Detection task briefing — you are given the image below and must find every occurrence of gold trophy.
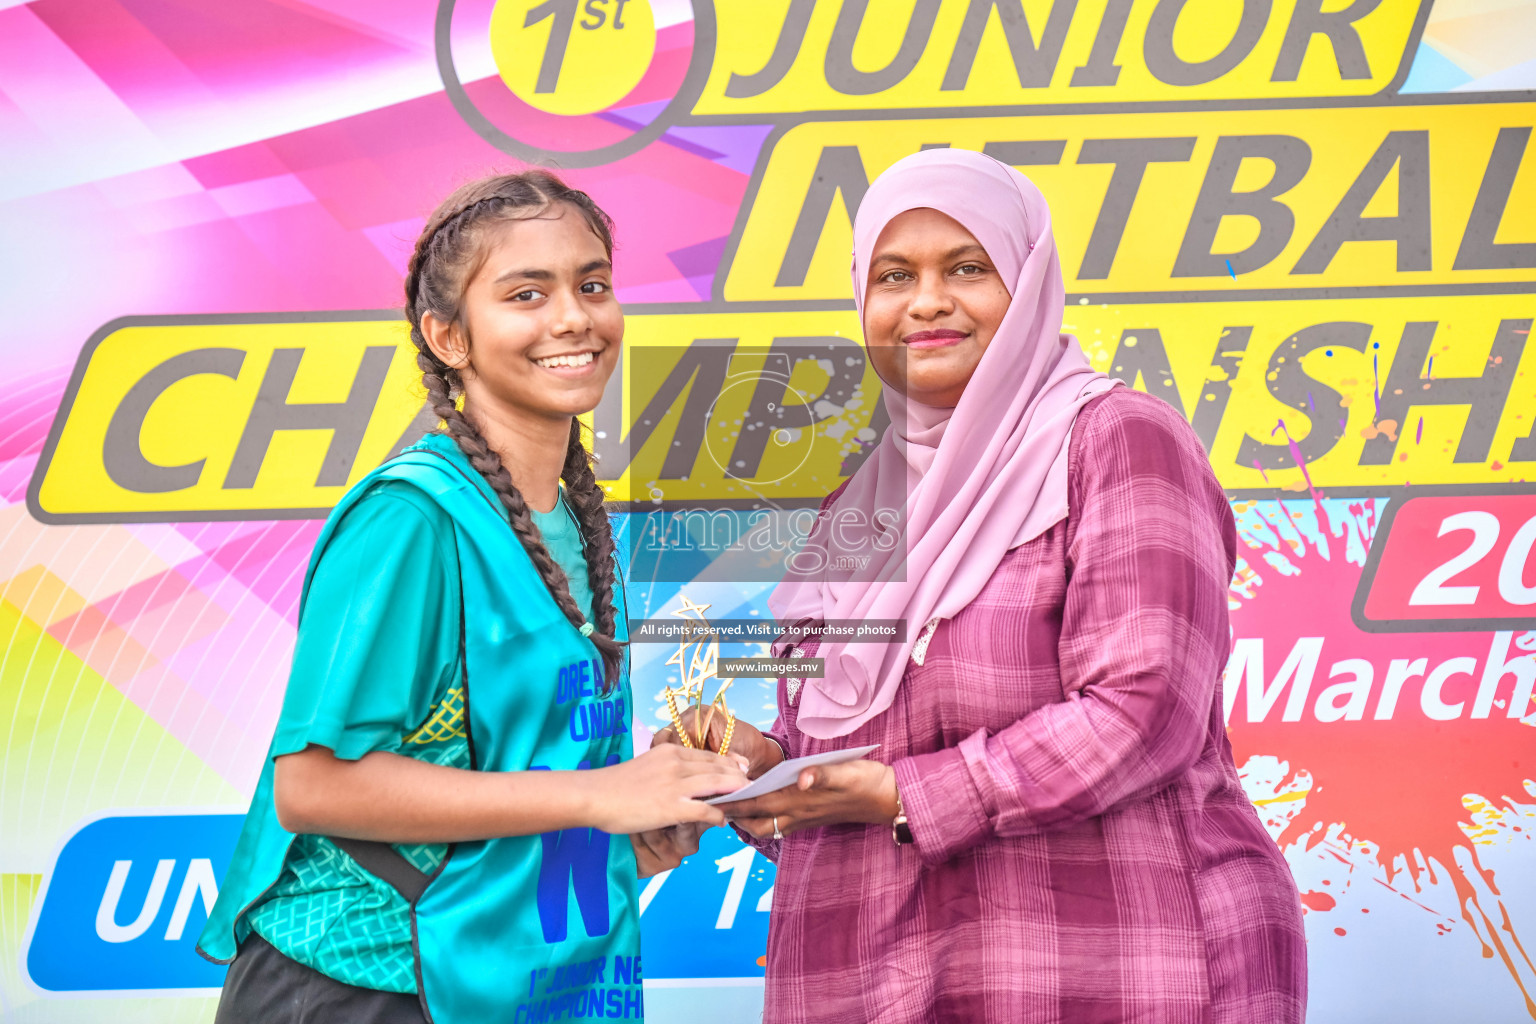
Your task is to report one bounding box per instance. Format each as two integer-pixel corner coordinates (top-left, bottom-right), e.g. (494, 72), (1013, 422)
(662, 596), (736, 756)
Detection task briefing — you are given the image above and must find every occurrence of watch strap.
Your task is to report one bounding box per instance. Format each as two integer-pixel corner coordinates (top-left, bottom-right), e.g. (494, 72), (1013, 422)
(892, 784), (913, 846)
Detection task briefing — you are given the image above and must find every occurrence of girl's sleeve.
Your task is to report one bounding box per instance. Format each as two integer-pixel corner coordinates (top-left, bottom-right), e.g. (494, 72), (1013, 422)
(270, 481), (460, 762)
(893, 392), (1238, 865)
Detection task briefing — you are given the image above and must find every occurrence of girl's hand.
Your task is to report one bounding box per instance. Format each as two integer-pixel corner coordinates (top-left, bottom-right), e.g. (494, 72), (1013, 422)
(590, 743), (747, 834)
(631, 822), (708, 878)
(653, 708), (785, 780)
(726, 760), (899, 839)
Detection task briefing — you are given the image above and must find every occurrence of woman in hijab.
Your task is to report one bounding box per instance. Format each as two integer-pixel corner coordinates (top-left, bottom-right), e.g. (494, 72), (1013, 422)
(661, 149), (1306, 1023)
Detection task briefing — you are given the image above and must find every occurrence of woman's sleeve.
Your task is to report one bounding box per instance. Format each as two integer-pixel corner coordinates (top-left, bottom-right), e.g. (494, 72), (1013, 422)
(893, 393), (1237, 865)
(730, 718), (795, 862)
(270, 482), (460, 762)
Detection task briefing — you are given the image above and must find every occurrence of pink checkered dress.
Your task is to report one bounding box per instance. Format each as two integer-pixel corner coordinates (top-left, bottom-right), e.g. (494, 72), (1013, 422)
(753, 389), (1306, 1023)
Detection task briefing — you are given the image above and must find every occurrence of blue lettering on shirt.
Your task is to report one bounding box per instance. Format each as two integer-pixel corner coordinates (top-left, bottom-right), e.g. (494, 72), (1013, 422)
(569, 698), (628, 742)
(534, 754), (620, 944)
(515, 956), (642, 1021)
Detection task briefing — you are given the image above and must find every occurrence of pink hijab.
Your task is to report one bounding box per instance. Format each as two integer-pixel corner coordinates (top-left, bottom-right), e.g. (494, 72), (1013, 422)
(769, 148), (1116, 739)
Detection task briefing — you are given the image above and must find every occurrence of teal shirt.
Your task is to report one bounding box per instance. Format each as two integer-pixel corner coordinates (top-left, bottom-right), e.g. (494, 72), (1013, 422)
(241, 477), (596, 993)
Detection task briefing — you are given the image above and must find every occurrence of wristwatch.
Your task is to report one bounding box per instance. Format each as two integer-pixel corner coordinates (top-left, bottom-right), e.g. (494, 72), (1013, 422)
(892, 785), (913, 846)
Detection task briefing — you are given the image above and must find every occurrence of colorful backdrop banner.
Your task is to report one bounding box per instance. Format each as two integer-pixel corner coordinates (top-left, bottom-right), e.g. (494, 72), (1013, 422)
(2, 1), (1535, 1021)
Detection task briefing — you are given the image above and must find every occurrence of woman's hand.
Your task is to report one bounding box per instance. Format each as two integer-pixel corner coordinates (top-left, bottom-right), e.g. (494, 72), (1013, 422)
(653, 707), (784, 779)
(589, 743), (747, 835)
(631, 822), (708, 878)
(726, 760), (900, 839)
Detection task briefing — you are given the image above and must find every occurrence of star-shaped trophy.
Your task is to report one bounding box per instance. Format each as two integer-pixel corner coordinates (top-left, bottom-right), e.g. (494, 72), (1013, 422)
(662, 595), (736, 756)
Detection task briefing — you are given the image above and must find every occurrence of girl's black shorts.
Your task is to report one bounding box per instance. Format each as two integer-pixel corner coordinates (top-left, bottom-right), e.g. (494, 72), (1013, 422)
(213, 933), (427, 1024)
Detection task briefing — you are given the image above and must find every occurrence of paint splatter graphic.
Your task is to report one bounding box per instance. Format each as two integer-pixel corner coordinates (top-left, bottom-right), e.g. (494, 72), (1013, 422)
(1270, 419), (1331, 533)
(1373, 352), (1382, 417)
(1227, 499), (1536, 1014)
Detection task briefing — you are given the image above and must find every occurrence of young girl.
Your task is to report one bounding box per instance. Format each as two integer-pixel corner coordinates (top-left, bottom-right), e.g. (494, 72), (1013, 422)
(198, 171), (746, 1023)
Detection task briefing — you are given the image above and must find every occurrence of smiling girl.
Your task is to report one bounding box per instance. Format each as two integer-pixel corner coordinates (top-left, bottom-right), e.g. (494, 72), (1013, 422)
(198, 171), (746, 1024)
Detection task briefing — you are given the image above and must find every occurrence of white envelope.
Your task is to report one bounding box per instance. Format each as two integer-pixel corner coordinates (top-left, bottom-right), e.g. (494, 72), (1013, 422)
(705, 744), (881, 805)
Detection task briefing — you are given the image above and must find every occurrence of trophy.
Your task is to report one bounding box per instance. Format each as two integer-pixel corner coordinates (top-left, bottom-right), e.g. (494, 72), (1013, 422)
(662, 596), (736, 756)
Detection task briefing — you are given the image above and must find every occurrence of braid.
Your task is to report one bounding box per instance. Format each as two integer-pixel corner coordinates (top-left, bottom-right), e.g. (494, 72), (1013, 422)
(405, 170), (627, 692)
(562, 418), (625, 691)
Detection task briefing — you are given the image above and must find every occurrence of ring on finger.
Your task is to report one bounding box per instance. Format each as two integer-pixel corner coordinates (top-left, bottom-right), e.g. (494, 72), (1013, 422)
(772, 816), (783, 841)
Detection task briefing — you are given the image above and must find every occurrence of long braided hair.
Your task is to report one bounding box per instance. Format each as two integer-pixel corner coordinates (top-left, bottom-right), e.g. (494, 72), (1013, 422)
(404, 171), (625, 692)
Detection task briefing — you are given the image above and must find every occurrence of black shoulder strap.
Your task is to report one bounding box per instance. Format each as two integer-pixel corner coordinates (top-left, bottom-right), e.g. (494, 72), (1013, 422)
(327, 836), (432, 904)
